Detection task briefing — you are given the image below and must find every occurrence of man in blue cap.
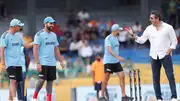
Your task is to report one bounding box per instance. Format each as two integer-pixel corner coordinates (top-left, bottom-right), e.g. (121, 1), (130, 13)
(0, 18), (33, 101)
(31, 16), (64, 101)
(99, 24), (133, 101)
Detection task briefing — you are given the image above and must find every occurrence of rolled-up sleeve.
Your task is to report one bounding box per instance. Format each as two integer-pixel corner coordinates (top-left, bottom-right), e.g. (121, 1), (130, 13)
(135, 28), (149, 44)
(168, 26), (178, 49)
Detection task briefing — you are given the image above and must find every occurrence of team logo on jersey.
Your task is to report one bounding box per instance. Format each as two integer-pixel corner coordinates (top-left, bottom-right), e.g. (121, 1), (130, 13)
(12, 43), (20, 46)
(45, 42), (55, 45)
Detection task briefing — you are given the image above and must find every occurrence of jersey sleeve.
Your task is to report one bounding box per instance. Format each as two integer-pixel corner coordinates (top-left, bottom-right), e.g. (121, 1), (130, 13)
(54, 34), (59, 47)
(19, 33), (25, 46)
(105, 37), (112, 47)
(34, 33), (42, 45)
(0, 33), (7, 47)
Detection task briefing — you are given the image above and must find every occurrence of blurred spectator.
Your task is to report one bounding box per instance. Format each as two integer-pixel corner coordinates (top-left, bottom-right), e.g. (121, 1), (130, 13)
(79, 20), (89, 32)
(52, 22), (64, 43)
(174, 35), (180, 54)
(177, 0), (180, 27)
(69, 39), (79, 56)
(92, 42), (103, 56)
(74, 26), (83, 41)
(56, 56), (67, 84)
(90, 27), (99, 40)
(175, 28), (180, 37)
(28, 60), (37, 70)
(118, 30), (128, 48)
(0, 0), (5, 18)
(64, 26), (72, 43)
(59, 40), (69, 54)
(161, 0), (169, 22)
(24, 35), (33, 44)
(67, 9), (78, 27)
(104, 20), (115, 37)
(73, 57), (86, 77)
(77, 8), (90, 23)
(88, 20), (98, 28)
(168, 0), (177, 28)
(79, 40), (93, 65)
(69, 39), (85, 56)
(98, 18), (107, 38)
(123, 58), (134, 74)
(132, 21), (142, 35)
(107, 19), (115, 30)
(86, 20), (99, 40)
(29, 75), (38, 88)
(64, 56), (74, 78)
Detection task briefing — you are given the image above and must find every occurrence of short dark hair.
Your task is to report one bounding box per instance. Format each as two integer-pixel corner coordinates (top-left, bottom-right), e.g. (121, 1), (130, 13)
(150, 10), (162, 21)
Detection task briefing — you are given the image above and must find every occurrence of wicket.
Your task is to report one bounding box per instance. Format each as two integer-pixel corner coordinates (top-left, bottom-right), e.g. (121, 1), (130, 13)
(129, 69), (142, 101)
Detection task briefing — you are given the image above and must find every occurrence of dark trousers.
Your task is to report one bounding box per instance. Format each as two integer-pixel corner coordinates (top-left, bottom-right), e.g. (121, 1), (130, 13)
(17, 72), (26, 101)
(151, 55), (177, 100)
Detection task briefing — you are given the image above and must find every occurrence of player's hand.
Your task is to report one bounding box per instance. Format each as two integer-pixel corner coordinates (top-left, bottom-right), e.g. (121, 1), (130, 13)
(117, 56), (125, 62)
(37, 63), (42, 72)
(124, 27), (137, 39)
(60, 62), (65, 69)
(1, 64), (6, 73)
(167, 48), (173, 55)
(124, 26), (133, 35)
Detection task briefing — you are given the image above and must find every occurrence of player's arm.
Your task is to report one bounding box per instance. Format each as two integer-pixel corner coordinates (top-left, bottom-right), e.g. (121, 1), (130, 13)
(19, 33), (33, 49)
(33, 34), (41, 64)
(33, 44), (40, 64)
(23, 42), (34, 49)
(54, 35), (64, 68)
(0, 34), (7, 72)
(167, 26), (178, 55)
(107, 46), (120, 58)
(125, 27), (149, 44)
(0, 47), (5, 65)
(105, 38), (124, 62)
(55, 46), (63, 62)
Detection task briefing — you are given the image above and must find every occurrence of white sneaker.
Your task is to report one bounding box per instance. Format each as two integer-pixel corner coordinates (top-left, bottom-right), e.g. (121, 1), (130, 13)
(13, 98), (18, 101)
(31, 99), (37, 101)
(157, 100), (162, 101)
(172, 98), (177, 101)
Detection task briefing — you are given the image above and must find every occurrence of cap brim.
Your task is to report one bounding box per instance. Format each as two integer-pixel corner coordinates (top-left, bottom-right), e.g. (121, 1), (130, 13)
(18, 23), (24, 27)
(48, 20), (56, 23)
(118, 27), (123, 30)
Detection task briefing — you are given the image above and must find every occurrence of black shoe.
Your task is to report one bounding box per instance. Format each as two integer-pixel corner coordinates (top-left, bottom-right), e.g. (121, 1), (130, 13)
(99, 97), (109, 101)
(122, 95), (134, 101)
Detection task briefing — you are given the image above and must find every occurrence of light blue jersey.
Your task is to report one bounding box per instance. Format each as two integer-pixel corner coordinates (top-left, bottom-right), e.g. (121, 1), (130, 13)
(0, 31), (24, 68)
(103, 34), (119, 64)
(34, 29), (59, 66)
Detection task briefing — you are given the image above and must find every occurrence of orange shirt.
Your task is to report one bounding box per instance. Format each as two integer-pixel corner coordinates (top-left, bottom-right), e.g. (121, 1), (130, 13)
(92, 60), (104, 82)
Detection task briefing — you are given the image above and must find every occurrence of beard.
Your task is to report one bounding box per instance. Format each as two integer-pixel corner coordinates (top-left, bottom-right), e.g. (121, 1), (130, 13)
(47, 26), (53, 31)
(19, 27), (23, 31)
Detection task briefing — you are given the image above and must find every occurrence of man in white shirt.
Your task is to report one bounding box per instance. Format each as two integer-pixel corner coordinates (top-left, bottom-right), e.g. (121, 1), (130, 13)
(126, 10), (178, 101)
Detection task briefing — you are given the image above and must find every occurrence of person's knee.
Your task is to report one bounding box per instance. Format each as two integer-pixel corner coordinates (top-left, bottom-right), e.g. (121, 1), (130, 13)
(46, 81), (53, 94)
(10, 79), (17, 84)
(39, 79), (45, 84)
(103, 80), (108, 85)
(117, 72), (125, 79)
